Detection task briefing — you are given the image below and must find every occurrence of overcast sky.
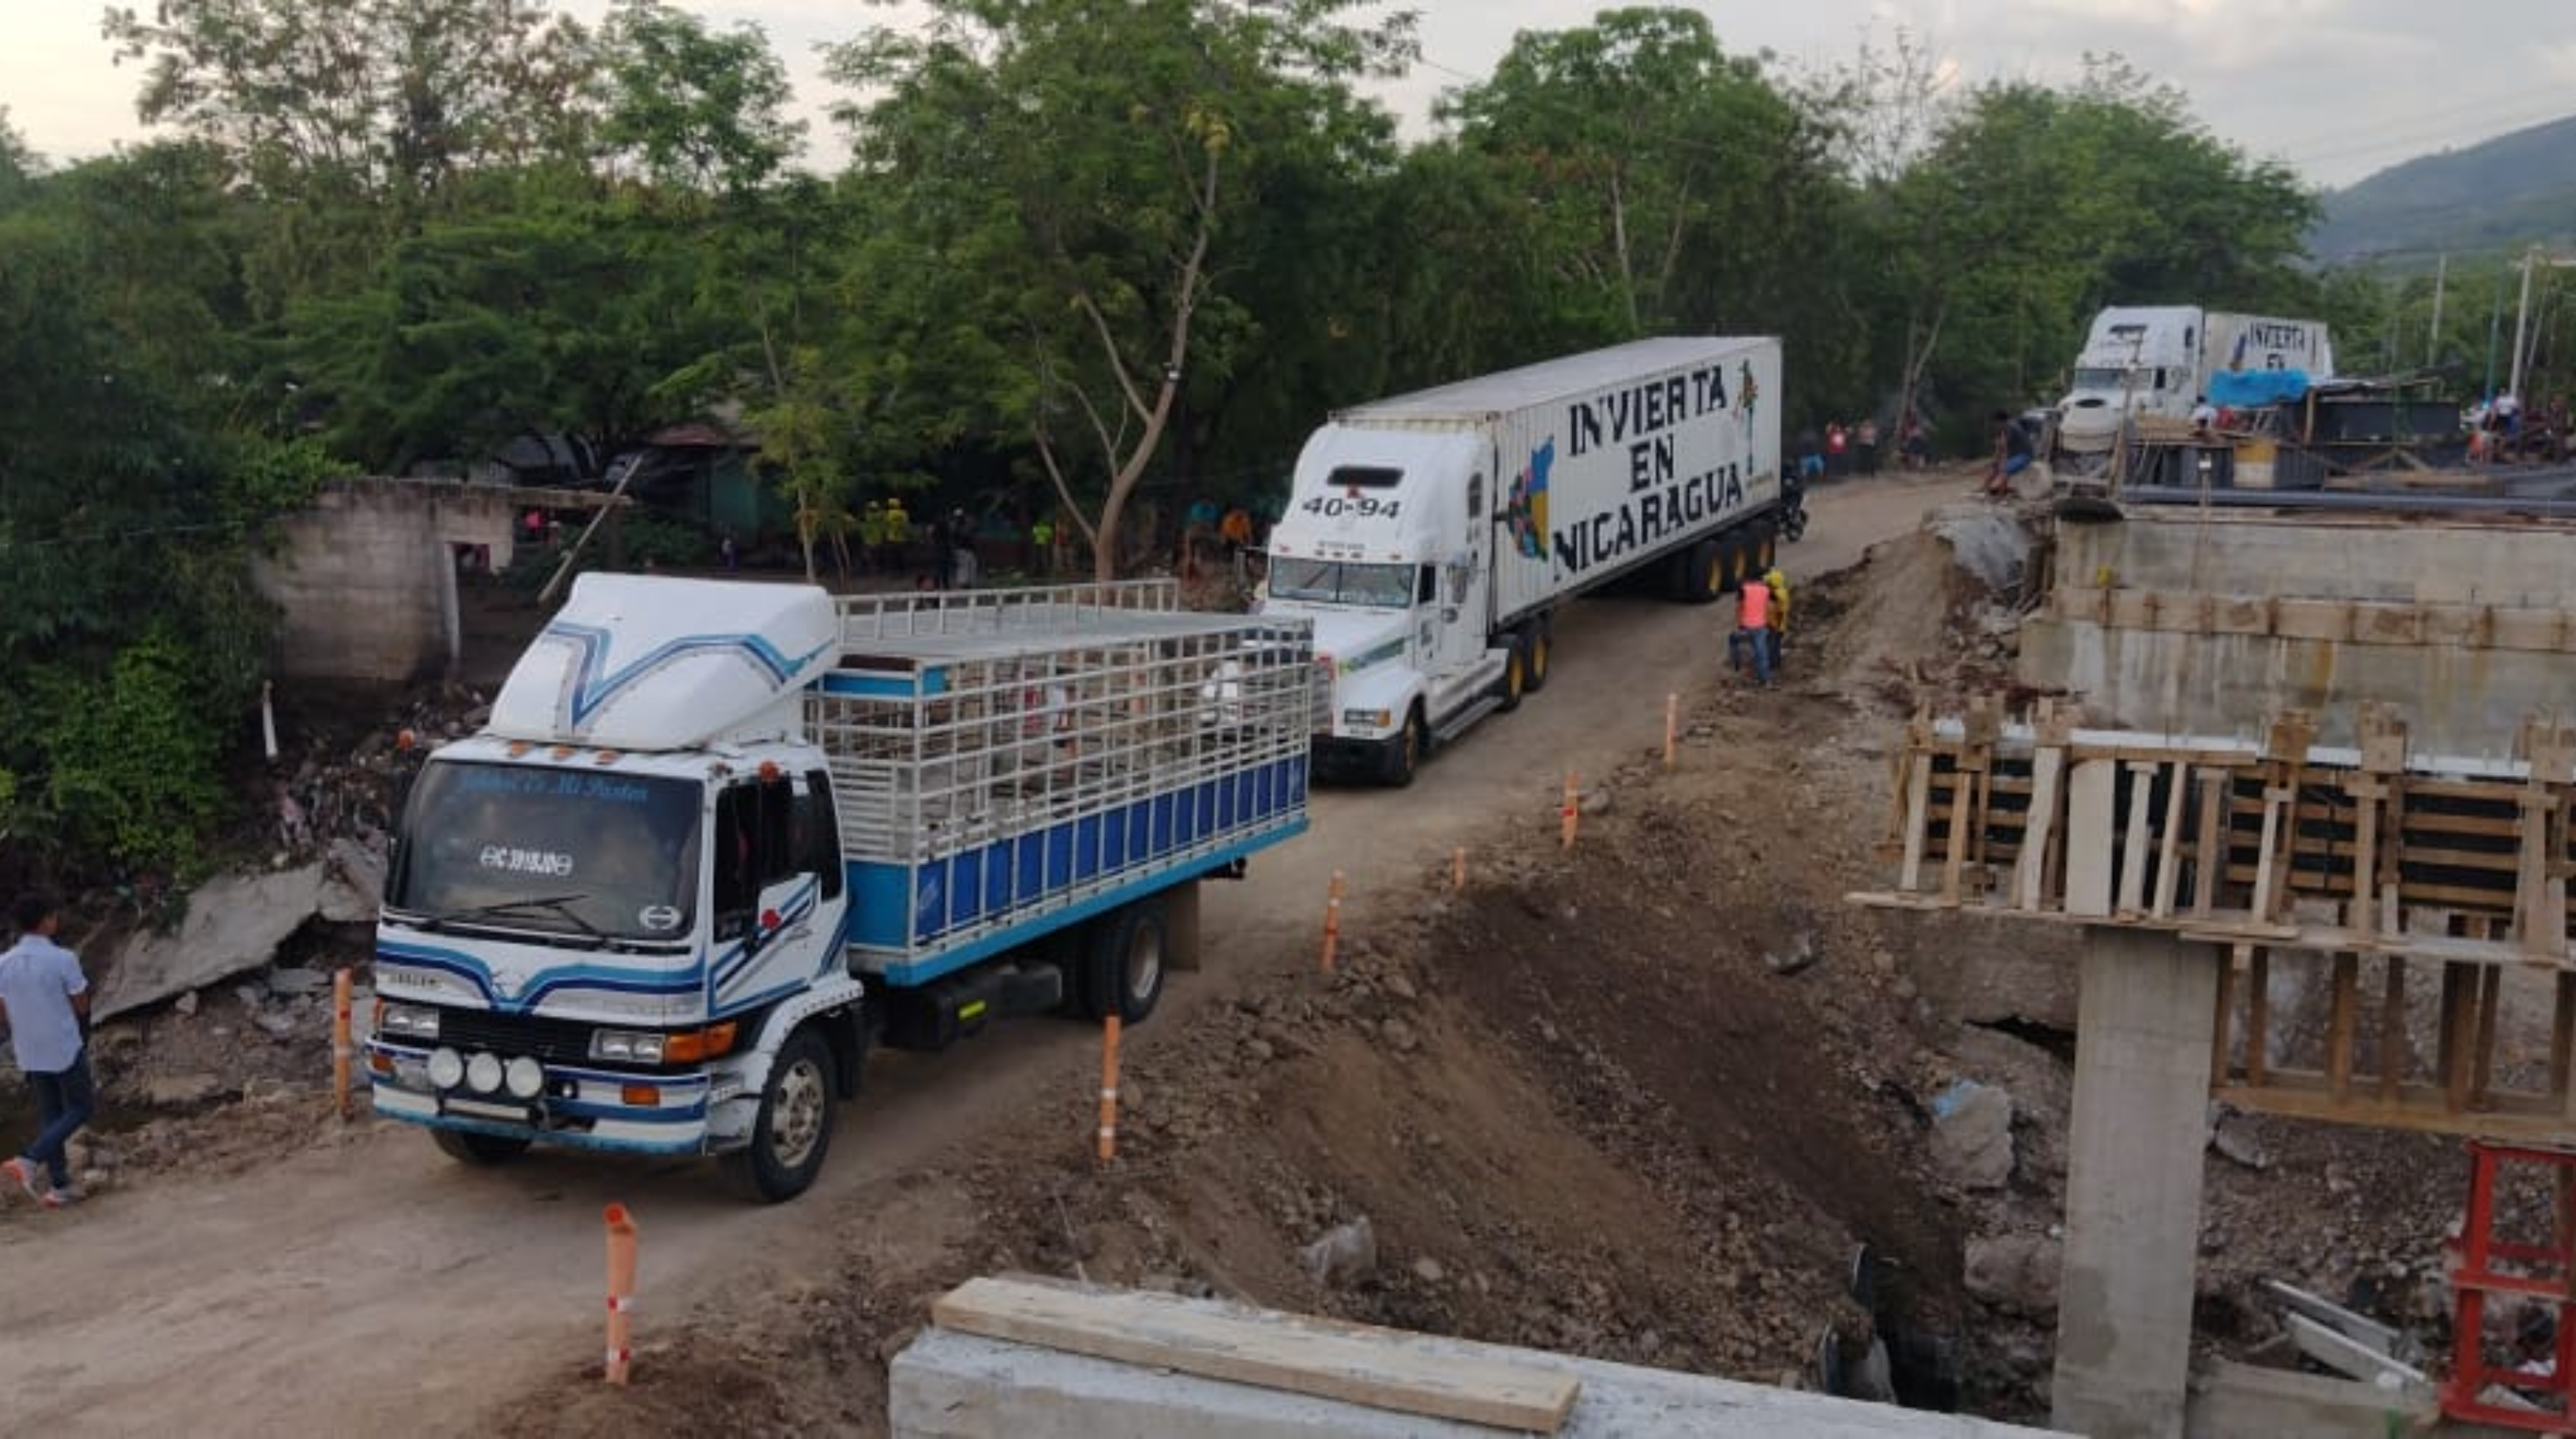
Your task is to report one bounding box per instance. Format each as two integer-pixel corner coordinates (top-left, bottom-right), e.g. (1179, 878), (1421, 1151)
(5, 1), (2571, 190)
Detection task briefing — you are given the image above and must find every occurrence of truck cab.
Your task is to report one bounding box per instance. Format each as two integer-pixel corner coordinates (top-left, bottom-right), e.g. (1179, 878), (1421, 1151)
(2057, 305), (2204, 449)
(1264, 424), (1504, 786)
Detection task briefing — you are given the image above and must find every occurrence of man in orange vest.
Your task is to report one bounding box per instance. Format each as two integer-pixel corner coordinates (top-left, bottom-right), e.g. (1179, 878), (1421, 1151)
(1728, 574), (1773, 685)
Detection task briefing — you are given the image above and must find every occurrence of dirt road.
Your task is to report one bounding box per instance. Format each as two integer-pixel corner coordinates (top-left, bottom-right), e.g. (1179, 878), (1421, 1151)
(0, 474), (1963, 1436)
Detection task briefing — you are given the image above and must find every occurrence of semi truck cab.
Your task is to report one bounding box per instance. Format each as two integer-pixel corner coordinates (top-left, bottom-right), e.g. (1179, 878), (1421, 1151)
(1264, 425), (1505, 785)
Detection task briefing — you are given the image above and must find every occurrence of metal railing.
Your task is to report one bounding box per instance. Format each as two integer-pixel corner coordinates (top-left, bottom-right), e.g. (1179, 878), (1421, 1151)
(808, 598), (1314, 965)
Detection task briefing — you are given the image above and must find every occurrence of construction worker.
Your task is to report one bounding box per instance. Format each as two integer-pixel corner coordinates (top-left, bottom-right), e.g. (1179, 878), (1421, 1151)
(1763, 564), (1791, 676)
(859, 500), (886, 573)
(1029, 514), (1055, 575)
(884, 497), (912, 575)
(1728, 569), (1773, 686)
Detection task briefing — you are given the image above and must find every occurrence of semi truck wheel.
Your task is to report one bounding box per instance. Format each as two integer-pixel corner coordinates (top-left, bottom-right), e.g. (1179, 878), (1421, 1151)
(1523, 618), (1553, 691)
(1496, 631), (1528, 712)
(722, 1026), (837, 1202)
(1373, 704), (1425, 787)
(1675, 538), (1728, 604)
(432, 1129), (531, 1165)
(1084, 897), (1170, 1025)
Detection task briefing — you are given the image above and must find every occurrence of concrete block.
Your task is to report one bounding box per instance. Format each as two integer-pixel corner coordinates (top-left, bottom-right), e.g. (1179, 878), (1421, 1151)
(892, 1317), (2072, 1438)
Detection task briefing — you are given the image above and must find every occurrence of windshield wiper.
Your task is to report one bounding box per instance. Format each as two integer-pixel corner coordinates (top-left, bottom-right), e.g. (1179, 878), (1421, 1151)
(415, 894), (605, 940)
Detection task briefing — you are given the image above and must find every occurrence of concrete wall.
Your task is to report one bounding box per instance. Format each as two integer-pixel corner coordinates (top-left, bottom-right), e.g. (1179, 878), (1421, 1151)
(253, 479), (529, 683)
(2023, 512), (2576, 755)
(893, 1325), (2072, 1438)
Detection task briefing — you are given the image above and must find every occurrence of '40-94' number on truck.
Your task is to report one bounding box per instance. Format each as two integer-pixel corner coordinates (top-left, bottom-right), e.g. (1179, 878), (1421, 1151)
(1300, 495), (1402, 519)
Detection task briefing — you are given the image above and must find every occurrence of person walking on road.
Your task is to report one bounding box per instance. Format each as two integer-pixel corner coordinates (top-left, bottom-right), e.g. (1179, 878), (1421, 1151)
(1, 891), (95, 1209)
(1728, 571), (1774, 686)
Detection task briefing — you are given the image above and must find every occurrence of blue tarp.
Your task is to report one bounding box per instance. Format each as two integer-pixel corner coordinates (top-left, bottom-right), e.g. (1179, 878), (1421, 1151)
(2207, 368), (2312, 407)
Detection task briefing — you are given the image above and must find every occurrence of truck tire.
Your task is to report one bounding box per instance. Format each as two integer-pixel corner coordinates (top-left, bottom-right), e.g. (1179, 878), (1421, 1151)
(432, 1129), (531, 1165)
(1523, 617), (1552, 692)
(1496, 630), (1528, 713)
(1372, 704), (1425, 788)
(721, 1025), (837, 1203)
(1083, 897), (1170, 1025)
(1677, 538), (1728, 605)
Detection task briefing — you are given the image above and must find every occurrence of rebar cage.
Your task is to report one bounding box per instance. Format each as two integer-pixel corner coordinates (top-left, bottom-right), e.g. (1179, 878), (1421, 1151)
(809, 582), (1315, 981)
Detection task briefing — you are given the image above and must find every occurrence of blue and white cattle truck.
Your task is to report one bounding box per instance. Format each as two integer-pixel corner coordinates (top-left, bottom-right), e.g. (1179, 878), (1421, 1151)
(365, 575), (1314, 1200)
(1264, 337), (1783, 786)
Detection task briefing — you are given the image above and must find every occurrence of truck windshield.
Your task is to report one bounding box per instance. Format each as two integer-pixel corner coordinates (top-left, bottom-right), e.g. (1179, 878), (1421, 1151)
(386, 762), (702, 942)
(2070, 367), (2134, 389)
(1269, 558), (1413, 609)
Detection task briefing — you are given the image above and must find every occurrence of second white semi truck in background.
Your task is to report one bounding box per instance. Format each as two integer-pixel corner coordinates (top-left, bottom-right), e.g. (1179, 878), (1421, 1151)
(1264, 337), (1784, 785)
(365, 575), (1313, 1200)
(2054, 305), (2334, 456)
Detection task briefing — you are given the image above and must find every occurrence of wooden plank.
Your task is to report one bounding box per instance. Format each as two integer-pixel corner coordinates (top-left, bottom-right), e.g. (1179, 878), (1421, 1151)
(2473, 965), (2503, 1110)
(2117, 761), (2157, 917)
(2194, 768), (2229, 919)
(2439, 962), (2468, 1108)
(1898, 752), (1932, 893)
(2251, 785), (2290, 923)
(2216, 1077), (2576, 1142)
(2246, 946), (2271, 1087)
(2153, 759), (2189, 918)
(2065, 759), (2118, 918)
(2346, 774), (2383, 936)
(2211, 947), (2237, 1088)
(930, 1277), (1583, 1434)
(2327, 954), (2360, 1100)
(2017, 746), (2065, 910)
(2380, 957), (2406, 1103)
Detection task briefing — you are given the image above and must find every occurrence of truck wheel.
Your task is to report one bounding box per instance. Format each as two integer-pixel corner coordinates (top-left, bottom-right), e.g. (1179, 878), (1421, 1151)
(1496, 631), (1528, 713)
(1373, 704), (1425, 787)
(1084, 898), (1170, 1025)
(721, 1026), (837, 1203)
(1524, 619), (1552, 692)
(1678, 538), (1727, 605)
(432, 1129), (531, 1165)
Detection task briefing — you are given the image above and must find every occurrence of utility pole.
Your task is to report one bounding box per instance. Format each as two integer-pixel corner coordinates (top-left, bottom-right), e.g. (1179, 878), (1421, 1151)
(2508, 245), (2540, 403)
(2484, 268), (2506, 404)
(2428, 253), (2447, 368)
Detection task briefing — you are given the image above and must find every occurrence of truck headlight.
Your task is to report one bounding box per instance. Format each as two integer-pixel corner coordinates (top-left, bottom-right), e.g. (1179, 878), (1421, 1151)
(1342, 707), (1392, 729)
(590, 1029), (667, 1063)
(504, 1055), (545, 1100)
(427, 1047), (466, 1090)
(380, 1002), (442, 1040)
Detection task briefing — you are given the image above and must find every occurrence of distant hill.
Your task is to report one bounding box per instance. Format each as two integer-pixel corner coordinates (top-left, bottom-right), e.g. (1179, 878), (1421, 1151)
(2309, 114), (2576, 268)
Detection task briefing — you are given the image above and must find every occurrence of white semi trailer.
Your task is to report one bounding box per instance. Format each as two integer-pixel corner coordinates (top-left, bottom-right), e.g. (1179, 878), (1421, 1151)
(1264, 337), (1784, 785)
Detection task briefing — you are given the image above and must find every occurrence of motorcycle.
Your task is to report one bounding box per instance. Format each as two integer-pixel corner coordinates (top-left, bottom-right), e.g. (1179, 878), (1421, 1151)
(1780, 466), (1810, 542)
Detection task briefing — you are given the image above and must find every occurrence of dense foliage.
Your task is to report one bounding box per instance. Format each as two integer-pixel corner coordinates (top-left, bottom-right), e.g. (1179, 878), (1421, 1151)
(6, 4), (2413, 881)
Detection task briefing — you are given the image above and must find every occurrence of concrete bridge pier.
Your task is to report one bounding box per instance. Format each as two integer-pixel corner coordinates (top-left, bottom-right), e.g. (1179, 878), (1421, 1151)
(2052, 927), (2218, 1439)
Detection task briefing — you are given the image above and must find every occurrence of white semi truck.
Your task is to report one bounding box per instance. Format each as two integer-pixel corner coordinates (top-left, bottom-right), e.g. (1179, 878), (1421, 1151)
(2055, 305), (2334, 454)
(1265, 337), (1784, 785)
(364, 575), (1313, 1200)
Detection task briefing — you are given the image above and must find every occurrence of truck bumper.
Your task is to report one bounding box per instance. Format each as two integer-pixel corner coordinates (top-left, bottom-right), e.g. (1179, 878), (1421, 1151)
(365, 1037), (718, 1156)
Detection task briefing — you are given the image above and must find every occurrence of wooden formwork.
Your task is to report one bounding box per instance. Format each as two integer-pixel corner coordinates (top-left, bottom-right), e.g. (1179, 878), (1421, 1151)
(1856, 699), (2576, 1140)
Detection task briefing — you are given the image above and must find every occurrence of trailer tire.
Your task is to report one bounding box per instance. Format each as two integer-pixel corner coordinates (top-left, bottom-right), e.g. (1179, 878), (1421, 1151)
(1677, 538), (1728, 605)
(1523, 618), (1552, 692)
(1084, 898), (1170, 1025)
(432, 1129), (531, 1166)
(721, 1025), (837, 1203)
(1372, 703), (1425, 788)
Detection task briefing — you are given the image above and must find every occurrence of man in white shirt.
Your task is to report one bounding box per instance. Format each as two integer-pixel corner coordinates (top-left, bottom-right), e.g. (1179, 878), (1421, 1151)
(0, 892), (94, 1209)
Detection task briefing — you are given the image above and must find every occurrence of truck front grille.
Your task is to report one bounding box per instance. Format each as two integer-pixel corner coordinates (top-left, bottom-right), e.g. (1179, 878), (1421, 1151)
(431, 1010), (608, 1066)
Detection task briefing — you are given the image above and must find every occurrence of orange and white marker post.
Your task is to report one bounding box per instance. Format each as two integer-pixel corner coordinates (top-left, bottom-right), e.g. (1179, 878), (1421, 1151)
(604, 1203), (640, 1385)
(331, 967), (355, 1121)
(1320, 870), (1345, 973)
(1664, 693), (1680, 770)
(1561, 770), (1580, 850)
(1451, 846), (1466, 894)
(1096, 1015), (1123, 1167)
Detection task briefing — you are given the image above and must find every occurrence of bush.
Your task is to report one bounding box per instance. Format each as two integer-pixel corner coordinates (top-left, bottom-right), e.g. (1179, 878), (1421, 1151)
(37, 625), (230, 876)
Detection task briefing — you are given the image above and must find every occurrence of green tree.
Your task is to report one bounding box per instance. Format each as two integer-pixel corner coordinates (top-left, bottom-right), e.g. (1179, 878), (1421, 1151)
(598, 0), (804, 196)
(827, 0), (1414, 579)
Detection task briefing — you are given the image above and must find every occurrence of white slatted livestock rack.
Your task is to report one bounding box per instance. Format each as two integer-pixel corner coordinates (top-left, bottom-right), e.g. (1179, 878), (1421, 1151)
(810, 581), (1315, 985)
